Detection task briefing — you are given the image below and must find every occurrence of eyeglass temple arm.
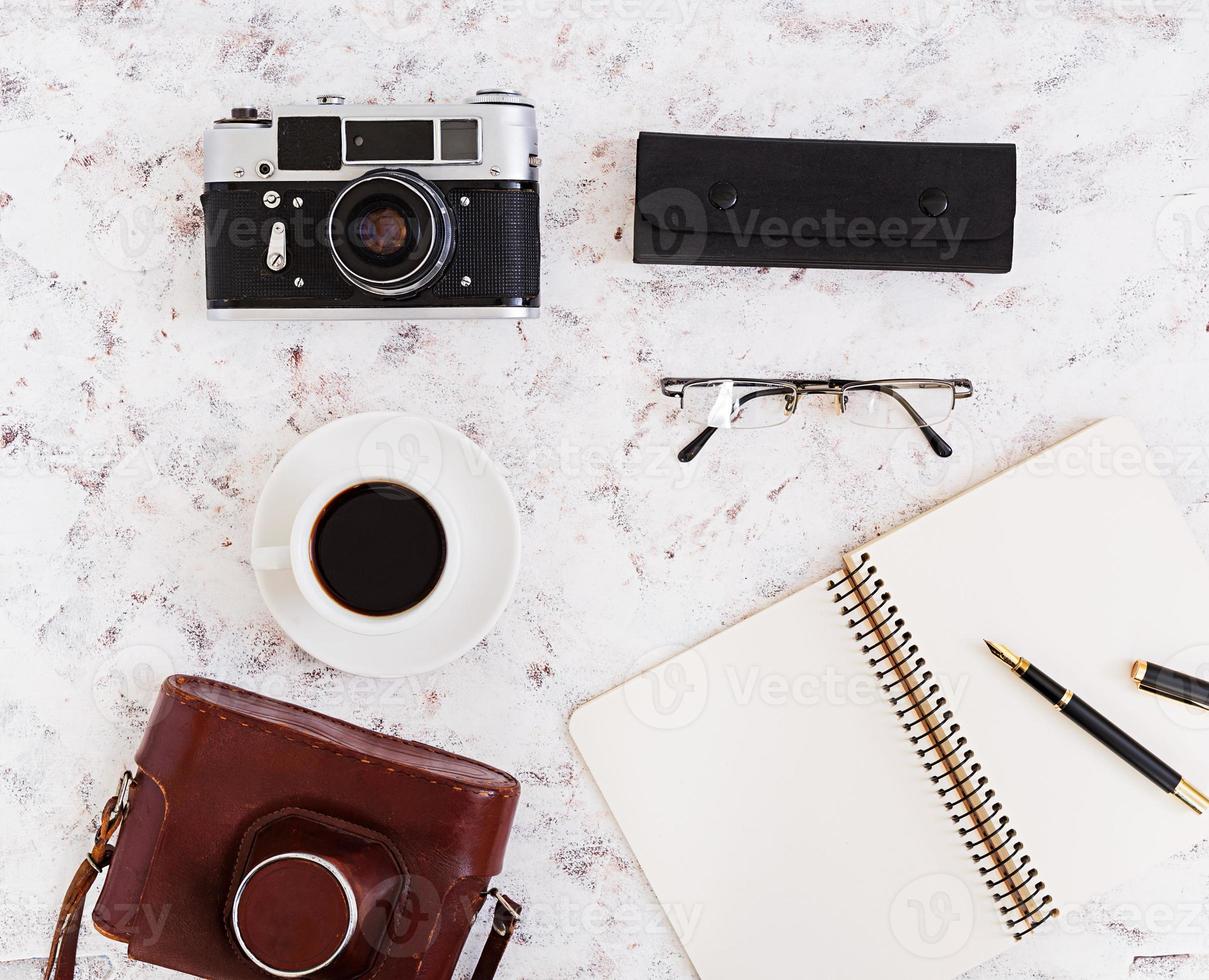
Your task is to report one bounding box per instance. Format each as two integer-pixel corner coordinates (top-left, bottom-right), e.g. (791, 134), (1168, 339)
(677, 386), (793, 463)
(918, 423), (953, 458)
(678, 426), (718, 462)
(861, 385), (952, 459)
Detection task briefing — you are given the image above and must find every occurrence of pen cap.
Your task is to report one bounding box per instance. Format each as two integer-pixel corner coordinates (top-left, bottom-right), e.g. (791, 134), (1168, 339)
(1132, 660), (1209, 712)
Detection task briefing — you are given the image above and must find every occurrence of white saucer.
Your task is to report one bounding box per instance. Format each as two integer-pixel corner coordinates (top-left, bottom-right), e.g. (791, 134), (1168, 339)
(251, 412), (521, 677)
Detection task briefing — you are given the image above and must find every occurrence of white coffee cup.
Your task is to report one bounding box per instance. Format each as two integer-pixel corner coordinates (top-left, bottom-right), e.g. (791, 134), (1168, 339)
(251, 471), (461, 636)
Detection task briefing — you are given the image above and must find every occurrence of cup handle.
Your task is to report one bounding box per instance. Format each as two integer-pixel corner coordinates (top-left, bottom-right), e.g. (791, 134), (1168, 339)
(251, 546), (291, 571)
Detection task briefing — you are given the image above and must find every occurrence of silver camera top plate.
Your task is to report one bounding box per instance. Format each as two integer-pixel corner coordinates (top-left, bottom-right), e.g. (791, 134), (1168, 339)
(204, 92), (539, 184)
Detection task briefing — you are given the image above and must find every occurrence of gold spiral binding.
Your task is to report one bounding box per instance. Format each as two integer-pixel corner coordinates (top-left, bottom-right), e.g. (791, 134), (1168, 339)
(828, 553), (1058, 940)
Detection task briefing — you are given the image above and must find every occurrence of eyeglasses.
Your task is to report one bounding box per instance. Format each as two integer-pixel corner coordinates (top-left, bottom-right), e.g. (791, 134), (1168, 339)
(659, 377), (974, 462)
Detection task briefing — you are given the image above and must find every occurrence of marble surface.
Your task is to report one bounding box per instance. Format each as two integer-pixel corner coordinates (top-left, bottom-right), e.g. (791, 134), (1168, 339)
(3, 1), (1209, 977)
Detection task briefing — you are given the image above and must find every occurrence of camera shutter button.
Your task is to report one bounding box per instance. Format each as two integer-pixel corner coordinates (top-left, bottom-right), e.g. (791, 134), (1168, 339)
(232, 852), (357, 978)
(215, 107), (271, 128)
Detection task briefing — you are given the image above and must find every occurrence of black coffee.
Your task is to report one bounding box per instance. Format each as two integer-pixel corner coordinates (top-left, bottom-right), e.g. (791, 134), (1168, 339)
(310, 481), (447, 617)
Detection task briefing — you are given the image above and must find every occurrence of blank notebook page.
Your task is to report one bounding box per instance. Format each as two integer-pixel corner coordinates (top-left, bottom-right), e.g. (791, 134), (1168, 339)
(570, 575), (1018, 980)
(845, 415), (1209, 914)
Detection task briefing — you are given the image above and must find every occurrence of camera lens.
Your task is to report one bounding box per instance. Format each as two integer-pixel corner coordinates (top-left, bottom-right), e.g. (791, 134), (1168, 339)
(327, 171), (453, 297)
(350, 204), (412, 259)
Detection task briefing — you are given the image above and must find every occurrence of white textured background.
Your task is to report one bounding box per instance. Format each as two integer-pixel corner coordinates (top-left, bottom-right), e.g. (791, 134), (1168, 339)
(3, 0), (1209, 977)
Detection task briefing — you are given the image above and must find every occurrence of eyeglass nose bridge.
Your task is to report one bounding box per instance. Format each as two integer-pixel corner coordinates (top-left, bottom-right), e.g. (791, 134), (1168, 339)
(771, 384), (842, 417)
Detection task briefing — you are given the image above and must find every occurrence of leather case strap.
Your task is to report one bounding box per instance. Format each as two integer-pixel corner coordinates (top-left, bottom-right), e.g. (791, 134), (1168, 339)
(44, 773), (133, 980)
(470, 890), (522, 980)
(46, 772), (522, 980)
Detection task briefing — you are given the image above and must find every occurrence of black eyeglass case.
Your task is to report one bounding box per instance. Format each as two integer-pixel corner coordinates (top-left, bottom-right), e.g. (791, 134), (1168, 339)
(632, 132), (1016, 274)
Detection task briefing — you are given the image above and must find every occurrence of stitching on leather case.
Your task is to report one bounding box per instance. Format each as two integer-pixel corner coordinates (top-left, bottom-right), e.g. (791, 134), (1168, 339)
(163, 677), (517, 799)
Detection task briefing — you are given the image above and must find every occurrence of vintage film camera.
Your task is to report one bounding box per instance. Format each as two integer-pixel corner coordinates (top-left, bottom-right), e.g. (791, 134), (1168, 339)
(202, 91), (540, 320)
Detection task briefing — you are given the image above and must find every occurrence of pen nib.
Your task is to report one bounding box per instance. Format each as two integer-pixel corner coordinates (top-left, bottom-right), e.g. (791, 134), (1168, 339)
(984, 639), (1024, 671)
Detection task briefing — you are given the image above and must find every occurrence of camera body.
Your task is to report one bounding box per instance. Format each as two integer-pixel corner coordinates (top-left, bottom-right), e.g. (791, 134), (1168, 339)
(202, 92), (541, 320)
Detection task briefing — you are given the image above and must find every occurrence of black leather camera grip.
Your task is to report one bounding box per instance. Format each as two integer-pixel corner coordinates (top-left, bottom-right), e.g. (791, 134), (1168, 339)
(201, 184), (540, 309)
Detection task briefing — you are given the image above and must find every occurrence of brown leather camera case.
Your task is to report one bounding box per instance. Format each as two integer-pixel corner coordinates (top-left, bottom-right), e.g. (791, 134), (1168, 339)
(49, 676), (521, 980)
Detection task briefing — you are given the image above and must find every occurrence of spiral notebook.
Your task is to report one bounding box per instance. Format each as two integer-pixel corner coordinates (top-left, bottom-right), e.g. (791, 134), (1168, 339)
(570, 417), (1209, 980)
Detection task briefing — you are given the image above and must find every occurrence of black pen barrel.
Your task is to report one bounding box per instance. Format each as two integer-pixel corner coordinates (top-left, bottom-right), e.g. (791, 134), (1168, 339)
(1019, 663), (1066, 704)
(1061, 693), (1182, 793)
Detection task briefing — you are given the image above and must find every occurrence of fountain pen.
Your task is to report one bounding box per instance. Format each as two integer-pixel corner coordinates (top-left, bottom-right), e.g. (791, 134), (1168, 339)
(984, 640), (1209, 814)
